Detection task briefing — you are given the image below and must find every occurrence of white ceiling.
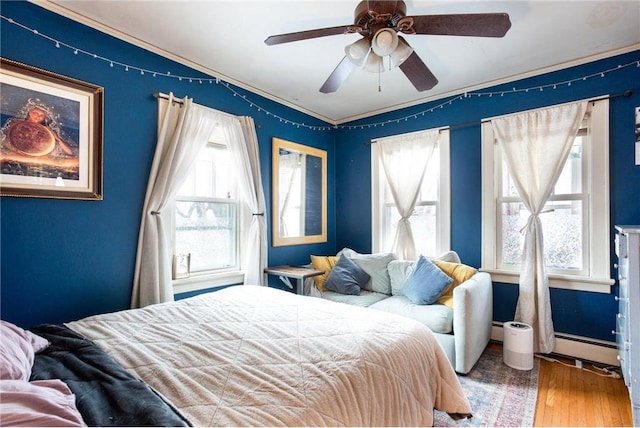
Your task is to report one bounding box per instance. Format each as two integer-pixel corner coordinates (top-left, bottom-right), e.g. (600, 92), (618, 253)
(39, 0), (640, 124)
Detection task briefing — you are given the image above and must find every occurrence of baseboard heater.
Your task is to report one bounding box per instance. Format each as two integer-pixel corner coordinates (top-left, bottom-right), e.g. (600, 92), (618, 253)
(491, 322), (619, 367)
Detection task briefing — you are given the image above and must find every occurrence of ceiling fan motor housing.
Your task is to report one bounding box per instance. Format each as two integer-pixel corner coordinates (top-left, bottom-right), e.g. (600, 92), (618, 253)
(354, 0), (407, 36)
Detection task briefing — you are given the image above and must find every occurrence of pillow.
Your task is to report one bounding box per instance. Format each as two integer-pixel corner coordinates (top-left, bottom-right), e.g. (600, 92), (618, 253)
(310, 255), (339, 292)
(0, 379), (86, 426)
(434, 250), (461, 264)
(401, 255), (453, 305)
(388, 260), (416, 295)
(324, 255), (370, 295)
(1, 321), (49, 381)
(432, 259), (478, 308)
(337, 248), (396, 294)
(387, 251), (464, 296)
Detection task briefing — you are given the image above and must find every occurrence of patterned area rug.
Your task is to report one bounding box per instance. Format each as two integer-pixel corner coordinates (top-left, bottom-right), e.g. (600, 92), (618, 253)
(434, 346), (539, 427)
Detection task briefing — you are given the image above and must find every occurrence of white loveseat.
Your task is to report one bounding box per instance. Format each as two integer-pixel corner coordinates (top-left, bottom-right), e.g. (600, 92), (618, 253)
(305, 249), (492, 374)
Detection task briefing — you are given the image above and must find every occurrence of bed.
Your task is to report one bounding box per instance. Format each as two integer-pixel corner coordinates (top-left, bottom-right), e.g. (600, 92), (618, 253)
(28, 285), (471, 426)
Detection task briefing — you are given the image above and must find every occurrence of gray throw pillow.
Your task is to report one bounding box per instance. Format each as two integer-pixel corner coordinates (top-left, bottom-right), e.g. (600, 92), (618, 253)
(337, 248), (396, 294)
(325, 255), (370, 295)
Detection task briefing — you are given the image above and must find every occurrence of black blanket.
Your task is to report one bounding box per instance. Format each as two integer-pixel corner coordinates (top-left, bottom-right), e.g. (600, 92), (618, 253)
(29, 324), (191, 427)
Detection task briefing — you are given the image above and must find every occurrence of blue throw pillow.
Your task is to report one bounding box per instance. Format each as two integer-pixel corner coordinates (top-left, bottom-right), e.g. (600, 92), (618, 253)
(402, 255), (453, 305)
(324, 255), (370, 295)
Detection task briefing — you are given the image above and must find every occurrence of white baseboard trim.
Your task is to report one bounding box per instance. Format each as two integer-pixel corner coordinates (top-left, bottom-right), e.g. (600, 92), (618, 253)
(492, 323), (619, 367)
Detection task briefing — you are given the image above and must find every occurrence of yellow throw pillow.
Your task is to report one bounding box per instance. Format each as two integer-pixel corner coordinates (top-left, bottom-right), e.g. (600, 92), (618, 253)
(310, 255), (339, 292)
(431, 259), (478, 308)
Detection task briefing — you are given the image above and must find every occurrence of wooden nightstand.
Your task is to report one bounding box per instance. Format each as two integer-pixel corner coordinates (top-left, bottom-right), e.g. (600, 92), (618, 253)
(264, 265), (324, 295)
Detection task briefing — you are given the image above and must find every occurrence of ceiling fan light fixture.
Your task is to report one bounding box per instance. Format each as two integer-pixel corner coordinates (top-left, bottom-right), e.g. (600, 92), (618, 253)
(344, 37), (371, 66)
(371, 28), (399, 57)
(363, 51), (384, 73)
(389, 36), (413, 68)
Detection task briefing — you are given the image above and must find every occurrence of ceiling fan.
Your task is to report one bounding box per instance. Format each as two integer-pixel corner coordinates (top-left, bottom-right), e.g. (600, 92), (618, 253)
(265, 0), (511, 93)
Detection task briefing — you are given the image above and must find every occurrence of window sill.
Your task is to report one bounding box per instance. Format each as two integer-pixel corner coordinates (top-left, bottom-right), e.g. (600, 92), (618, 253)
(173, 271), (244, 295)
(480, 268), (614, 293)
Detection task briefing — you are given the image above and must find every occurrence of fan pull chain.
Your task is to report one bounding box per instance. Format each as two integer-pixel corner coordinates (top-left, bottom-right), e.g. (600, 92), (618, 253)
(378, 66), (382, 92)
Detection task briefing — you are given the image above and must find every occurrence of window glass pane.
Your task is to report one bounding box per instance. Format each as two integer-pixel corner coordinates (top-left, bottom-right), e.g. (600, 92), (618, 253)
(175, 201), (237, 272)
(502, 137), (583, 198)
(178, 144), (231, 199)
(500, 200), (583, 271)
(553, 137), (582, 195)
(174, 141), (240, 276)
(379, 145), (439, 255)
(541, 200), (583, 271)
(410, 204), (437, 257)
(500, 202), (525, 266)
(418, 146), (439, 201)
(501, 158), (520, 197)
(382, 204), (437, 257)
(381, 204), (396, 252)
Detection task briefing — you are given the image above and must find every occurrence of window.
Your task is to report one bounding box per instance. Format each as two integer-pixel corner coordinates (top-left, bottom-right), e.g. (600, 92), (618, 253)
(172, 134), (247, 292)
(481, 99), (613, 292)
(371, 128), (450, 257)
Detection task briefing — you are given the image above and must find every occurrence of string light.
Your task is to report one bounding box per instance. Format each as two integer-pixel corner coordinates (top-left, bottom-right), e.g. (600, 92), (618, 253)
(1, 13), (637, 132)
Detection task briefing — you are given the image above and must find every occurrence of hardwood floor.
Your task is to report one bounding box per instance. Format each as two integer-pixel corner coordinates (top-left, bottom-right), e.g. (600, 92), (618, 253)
(532, 349), (633, 426)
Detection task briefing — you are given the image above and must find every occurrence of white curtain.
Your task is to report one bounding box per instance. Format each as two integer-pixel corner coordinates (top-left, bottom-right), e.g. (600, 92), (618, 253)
(229, 116), (267, 286)
(131, 93), (220, 308)
(131, 95), (268, 306)
(377, 129), (439, 260)
(491, 100), (588, 353)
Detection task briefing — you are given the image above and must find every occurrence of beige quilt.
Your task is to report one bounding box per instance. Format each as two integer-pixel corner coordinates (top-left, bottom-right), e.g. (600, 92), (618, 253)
(67, 285), (471, 426)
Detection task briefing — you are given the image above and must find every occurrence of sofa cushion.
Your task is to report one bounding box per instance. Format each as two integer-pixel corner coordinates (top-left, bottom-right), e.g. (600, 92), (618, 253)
(324, 255), (370, 295)
(401, 255), (453, 305)
(321, 290), (389, 307)
(310, 255), (339, 292)
(369, 296), (453, 334)
(338, 248), (396, 295)
(432, 260), (478, 308)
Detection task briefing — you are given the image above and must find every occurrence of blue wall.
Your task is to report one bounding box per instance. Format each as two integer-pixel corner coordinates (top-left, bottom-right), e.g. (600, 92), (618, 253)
(0, 2), (335, 327)
(2, 2), (639, 344)
(336, 50), (640, 341)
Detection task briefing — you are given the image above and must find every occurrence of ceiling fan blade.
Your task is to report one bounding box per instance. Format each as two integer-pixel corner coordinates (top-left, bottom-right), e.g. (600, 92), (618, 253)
(319, 56), (358, 93)
(398, 51), (438, 91)
(265, 25), (356, 46)
(408, 13), (511, 37)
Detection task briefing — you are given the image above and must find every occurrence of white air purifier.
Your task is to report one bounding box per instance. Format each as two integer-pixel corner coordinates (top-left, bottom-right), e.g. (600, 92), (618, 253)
(503, 321), (534, 370)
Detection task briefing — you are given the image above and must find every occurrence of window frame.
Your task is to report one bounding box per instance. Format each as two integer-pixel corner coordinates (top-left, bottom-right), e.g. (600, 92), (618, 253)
(171, 140), (248, 295)
(481, 98), (613, 293)
(371, 127), (451, 257)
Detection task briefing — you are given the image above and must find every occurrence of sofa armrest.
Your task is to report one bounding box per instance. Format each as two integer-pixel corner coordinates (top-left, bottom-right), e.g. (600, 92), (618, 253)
(452, 271), (493, 374)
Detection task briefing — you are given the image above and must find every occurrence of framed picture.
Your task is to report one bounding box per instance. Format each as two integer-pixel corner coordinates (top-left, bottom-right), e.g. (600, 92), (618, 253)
(172, 253), (191, 279)
(0, 58), (103, 200)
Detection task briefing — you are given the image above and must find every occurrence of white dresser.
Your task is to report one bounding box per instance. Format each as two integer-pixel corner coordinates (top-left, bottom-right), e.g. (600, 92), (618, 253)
(615, 225), (640, 426)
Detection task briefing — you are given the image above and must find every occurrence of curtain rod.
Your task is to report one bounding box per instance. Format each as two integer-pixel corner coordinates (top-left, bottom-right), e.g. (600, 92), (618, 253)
(152, 92), (242, 121)
(153, 92), (184, 105)
(447, 90), (633, 132)
(478, 90), (632, 126)
(370, 126), (448, 144)
(367, 90), (632, 142)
